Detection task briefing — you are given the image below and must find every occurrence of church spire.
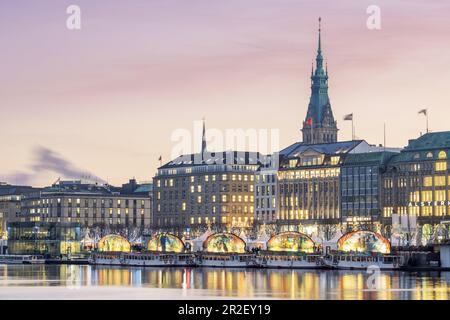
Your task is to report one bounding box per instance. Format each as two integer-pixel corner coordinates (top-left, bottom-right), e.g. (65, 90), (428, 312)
(301, 18), (338, 145)
(315, 17), (324, 73)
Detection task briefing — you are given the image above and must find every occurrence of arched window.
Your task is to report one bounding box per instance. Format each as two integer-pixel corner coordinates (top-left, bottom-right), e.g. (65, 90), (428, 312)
(438, 151), (447, 159)
(426, 152), (433, 159)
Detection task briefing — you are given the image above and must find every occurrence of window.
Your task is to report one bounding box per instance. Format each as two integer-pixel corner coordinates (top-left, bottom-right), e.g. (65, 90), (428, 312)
(331, 156), (340, 165)
(436, 161), (447, 172)
(438, 151), (447, 159)
(423, 176), (433, 187)
(222, 174), (227, 181)
(435, 176), (446, 187)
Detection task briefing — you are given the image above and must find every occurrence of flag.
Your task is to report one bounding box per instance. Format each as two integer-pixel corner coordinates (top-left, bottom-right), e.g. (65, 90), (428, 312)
(158, 156), (162, 161)
(418, 109), (427, 116)
(305, 118), (313, 126)
(343, 113), (353, 121)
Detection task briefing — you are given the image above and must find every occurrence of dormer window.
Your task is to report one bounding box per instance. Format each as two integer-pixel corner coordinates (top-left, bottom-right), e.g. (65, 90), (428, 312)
(438, 151), (447, 160)
(426, 152), (433, 159)
(331, 156), (340, 165)
(289, 159), (298, 168)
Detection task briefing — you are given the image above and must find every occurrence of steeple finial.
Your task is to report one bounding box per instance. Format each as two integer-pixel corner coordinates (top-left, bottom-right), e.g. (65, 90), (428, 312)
(318, 17), (322, 54)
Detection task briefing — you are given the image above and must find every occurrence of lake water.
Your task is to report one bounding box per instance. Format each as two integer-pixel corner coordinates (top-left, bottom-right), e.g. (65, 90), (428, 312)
(0, 264), (449, 300)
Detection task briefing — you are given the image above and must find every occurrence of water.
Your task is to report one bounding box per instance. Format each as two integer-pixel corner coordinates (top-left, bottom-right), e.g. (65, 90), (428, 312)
(0, 264), (450, 300)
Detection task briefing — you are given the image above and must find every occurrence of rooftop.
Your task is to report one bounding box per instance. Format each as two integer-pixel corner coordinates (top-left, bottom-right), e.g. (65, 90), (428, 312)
(159, 151), (264, 169)
(280, 140), (365, 158)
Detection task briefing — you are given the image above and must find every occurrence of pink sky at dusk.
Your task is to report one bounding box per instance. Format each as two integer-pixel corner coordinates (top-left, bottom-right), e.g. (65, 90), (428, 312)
(1, 0), (450, 186)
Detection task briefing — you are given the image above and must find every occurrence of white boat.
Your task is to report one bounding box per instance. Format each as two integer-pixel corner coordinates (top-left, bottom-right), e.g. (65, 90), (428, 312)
(0, 254), (45, 265)
(256, 252), (325, 269)
(89, 251), (196, 267)
(196, 253), (256, 268)
(322, 253), (404, 270)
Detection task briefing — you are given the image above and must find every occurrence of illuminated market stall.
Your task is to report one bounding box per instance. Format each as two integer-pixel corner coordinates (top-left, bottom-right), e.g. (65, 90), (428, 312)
(337, 230), (391, 254)
(267, 231), (315, 253)
(97, 234), (131, 252)
(203, 233), (246, 253)
(147, 233), (185, 253)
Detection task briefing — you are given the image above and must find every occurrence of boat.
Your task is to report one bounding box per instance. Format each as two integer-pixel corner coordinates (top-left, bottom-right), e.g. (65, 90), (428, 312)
(322, 252), (404, 270)
(89, 251), (196, 267)
(195, 252), (256, 268)
(256, 251), (325, 269)
(0, 254), (45, 265)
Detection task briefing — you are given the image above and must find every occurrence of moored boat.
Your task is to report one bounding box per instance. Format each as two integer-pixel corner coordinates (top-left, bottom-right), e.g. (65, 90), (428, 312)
(0, 254), (45, 265)
(256, 251), (324, 269)
(89, 251), (196, 267)
(322, 252), (404, 270)
(195, 252), (256, 268)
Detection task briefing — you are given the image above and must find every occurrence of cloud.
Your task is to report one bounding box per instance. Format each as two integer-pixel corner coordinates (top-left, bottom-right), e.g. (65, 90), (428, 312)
(1, 146), (106, 186)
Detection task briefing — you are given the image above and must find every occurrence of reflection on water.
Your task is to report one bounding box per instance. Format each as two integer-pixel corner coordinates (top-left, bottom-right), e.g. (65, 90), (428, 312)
(1, 264), (450, 300)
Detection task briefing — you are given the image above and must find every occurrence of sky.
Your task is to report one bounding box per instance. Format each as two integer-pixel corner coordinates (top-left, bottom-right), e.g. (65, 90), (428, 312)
(1, 0), (450, 187)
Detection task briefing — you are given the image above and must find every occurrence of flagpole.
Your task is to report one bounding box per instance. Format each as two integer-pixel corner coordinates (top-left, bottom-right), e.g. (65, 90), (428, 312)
(352, 117), (354, 140)
(384, 122), (386, 150)
(426, 112), (429, 133)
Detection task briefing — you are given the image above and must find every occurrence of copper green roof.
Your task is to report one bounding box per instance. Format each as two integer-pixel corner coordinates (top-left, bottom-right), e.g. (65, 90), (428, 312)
(343, 151), (397, 166)
(390, 131), (450, 163)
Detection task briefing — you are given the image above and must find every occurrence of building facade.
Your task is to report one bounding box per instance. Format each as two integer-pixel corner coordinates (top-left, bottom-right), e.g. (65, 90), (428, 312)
(153, 151), (261, 233)
(255, 167), (278, 223)
(0, 184), (38, 238)
(341, 151), (398, 232)
(18, 180), (152, 230)
(7, 221), (81, 256)
(382, 132), (450, 244)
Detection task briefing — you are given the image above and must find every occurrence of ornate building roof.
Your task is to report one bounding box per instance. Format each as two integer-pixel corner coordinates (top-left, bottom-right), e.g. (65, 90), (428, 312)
(301, 18), (338, 144)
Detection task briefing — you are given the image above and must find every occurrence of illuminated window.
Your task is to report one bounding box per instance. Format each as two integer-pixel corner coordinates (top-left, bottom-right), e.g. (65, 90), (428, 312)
(212, 195), (216, 202)
(421, 191), (432, 202)
(331, 156), (340, 165)
(190, 217), (194, 224)
(212, 175), (216, 181)
(197, 196), (202, 203)
(197, 185), (202, 192)
(422, 206), (432, 216)
(205, 175), (209, 182)
(190, 186), (195, 193)
(221, 216), (227, 223)
(435, 176), (446, 187)
(438, 151), (447, 159)
(169, 179), (174, 187)
(435, 190), (446, 201)
(435, 161), (447, 171)
(190, 176), (195, 183)
(435, 206), (446, 216)
(221, 195), (228, 202)
(182, 202), (186, 211)
(423, 176), (433, 187)
(426, 152), (433, 159)
(232, 175), (236, 181)
(289, 159), (298, 168)
(222, 174), (227, 181)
